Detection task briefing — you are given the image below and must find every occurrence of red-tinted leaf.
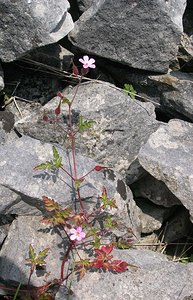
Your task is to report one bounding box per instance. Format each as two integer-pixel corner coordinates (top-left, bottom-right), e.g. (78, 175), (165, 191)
(43, 115), (49, 122)
(111, 260), (129, 272)
(42, 196), (60, 212)
(101, 245), (113, 255)
(72, 63), (79, 76)
(94, 245), (113, 261)
(92, 259), (111, 270)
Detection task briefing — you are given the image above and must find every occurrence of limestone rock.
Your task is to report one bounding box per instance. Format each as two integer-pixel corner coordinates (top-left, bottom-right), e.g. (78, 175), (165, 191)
(69, 0), (184, 72)
(0, 216), (63, 286)
(15, 81), (160, 179)
(149, 71), (193, 121)
(77, 0), (94, 13)
(163, 207), (192, 243)
(135, 198), (172, 234)
(131, 173), (181, 207)
(0, 64), (4, 91)
(0, 0), (74, 62)
(138, 119), (193, 222)
(70, 249), (193, 300)
(25, 43), (74, 70)
(0, 135), (141, 237)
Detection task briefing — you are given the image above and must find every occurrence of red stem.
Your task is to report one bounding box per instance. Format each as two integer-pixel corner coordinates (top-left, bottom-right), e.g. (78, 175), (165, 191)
(60, 243), (73, 281)
(60, 166), (75, 180)
(27, 267), (33, 287)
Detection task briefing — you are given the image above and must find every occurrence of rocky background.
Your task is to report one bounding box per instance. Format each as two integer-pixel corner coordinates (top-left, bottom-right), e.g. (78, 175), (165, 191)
(1, 0), (193, 299)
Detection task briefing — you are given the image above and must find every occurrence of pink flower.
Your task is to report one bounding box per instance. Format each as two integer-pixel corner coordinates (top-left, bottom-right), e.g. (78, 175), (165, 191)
(70, 227), (86, 242)
(79, 55), (96, 69)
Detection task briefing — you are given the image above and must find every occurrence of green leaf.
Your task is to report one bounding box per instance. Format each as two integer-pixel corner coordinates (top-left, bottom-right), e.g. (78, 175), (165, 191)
(78, 115), (96, 134)
(74, 178), (84, 190)
(93, 235), (101, 249)
(103, 215), (117, 229)
(62, 96), (71, 105)
(86, 228), (99, 238)
(117, 238), (131, 249)
(123, 83), (136, 99)
(42, 208), (72, 226)
(52, 145), (62, 168)
(29, 244), (36, 260)
(101, 195), (117, 209)
(37, 248), (49, 260)
(34, 161), (53, 171)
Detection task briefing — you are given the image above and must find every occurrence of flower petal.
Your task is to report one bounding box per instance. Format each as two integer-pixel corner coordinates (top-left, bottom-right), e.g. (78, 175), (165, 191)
(80, 232), (86, 238)
(70, 228), (77, 234)
(88, 64), (96, 68)
(70, 234), (76, 240)
(79, 58), (84, 64)
(89, 58), (95, 64)
(83, 55), (89, 63)
(76, 227), (82, 233)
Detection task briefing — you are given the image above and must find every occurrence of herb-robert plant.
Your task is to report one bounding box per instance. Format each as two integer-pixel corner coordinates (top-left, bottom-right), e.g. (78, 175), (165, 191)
(23, 55), (135, 299)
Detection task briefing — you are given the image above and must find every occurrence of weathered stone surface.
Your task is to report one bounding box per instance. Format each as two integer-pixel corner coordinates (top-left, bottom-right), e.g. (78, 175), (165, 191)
(135, 198), (172, 234)
(0, 64), (4, 91)
(138, 119), (193, 222)
(149, 71), (193, 121)
(0, 225), (8, 248)
(177, 33), (193, 72)
(0, 0), (73, 62)
(70, 249), (193, 300)
(15, 81), (160, 179)
(77, 0), (94, 13)
(0, 185), (42, 215)
(0, 216), (63, 286)
(160, 0), (186, 30)
(0, 111), (18, 145)
(26, 43), (74, 70)
(0, 135), (141, 237)
(163, 207), (193, 243)
(69, 0), (183, 72)
(131, 173), (181, 207)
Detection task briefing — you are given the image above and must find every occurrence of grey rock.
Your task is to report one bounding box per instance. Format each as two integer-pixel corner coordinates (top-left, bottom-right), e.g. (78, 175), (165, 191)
(0, 0), (74, 62)
(77, 0), (94, 13)
(135, 198), (172, 234)
(15, 81), (160, 179)
(0, 111), (18, 145)
(131, 173), (181, 207)
(163, 207), (192, 243)
(25, 43), (74, 70)
(159, 0), (186, 30)
(0, 135), (141, 237)
(149, 71), (193, 121)
(0, 225), (9, 248)
(138, 119), (193, 222)
(0, 64), (4, 91)
(177, 33), (193, 73)
(0, 185), (42, 215)
(71, 249), (193, 300)
(69, 0), (183, 72)
(0, 216), (63, 286)
(7, 100), (41, 123)
(135, 232), (160, 251)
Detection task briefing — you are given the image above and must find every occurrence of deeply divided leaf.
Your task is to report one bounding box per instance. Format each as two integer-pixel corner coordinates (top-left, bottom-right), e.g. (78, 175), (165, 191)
(52, 145), (62, 168)
(42, 196), (60, 212)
